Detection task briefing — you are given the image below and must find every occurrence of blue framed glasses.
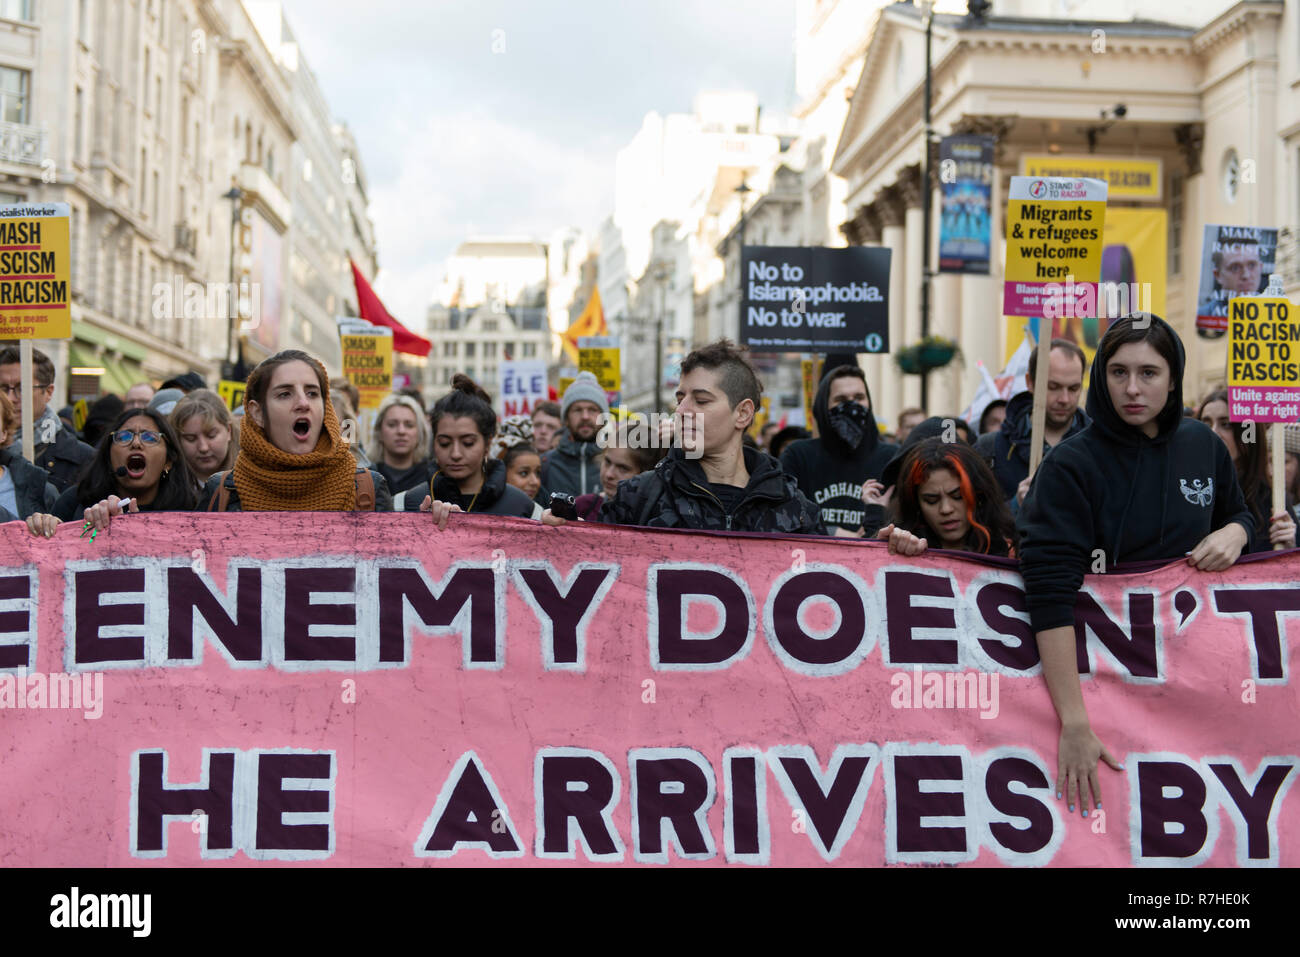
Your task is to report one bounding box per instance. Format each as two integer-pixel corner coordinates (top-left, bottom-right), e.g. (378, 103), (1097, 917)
(111, 429), (163, 446)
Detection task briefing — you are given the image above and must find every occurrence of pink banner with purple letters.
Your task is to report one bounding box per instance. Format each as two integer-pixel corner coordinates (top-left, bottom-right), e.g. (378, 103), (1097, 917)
(0, 513), (1296, 866)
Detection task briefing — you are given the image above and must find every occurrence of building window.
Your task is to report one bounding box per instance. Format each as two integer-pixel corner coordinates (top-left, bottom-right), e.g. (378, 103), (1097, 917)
(482, 318), (498, 332)
(1168, 172), (1183, 276)
(523, 342), (537, 358)
(443, 341), (457, 357)
(465, 342), (476, 358)
(0, 1), (32, 23)
(0, 66), (29, 124)
(484, 342), (497, 358)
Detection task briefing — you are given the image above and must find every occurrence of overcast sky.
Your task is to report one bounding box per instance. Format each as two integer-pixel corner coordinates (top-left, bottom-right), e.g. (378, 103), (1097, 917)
(278, 0), (796, 326)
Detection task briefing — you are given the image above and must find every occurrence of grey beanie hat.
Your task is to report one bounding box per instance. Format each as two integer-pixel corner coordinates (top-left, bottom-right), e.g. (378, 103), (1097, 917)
(561, 371), (609, 419)
(147, 388), (185, 417)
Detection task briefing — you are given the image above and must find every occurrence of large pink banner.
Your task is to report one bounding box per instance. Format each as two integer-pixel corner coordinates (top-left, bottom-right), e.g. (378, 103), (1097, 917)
(0, 513), (1296, 866)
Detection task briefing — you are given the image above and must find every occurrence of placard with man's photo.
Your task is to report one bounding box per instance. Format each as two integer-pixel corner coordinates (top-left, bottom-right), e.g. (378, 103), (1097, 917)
(1196, 224), (1278, 339)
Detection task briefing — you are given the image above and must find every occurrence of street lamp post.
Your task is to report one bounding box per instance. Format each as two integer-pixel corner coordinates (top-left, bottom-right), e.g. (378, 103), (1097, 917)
(651, 259), (672, 413)
(919, 0), (935, 411)
(221, 185), (244, 376)
(735, 178), (752, 343)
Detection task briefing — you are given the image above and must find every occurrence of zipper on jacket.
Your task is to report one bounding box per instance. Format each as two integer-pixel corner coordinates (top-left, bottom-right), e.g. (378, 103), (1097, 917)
(691, 481), (733, 529)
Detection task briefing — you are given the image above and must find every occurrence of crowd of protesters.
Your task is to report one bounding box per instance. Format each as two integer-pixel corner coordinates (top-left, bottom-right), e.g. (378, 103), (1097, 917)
(3, 313), (1298, 822)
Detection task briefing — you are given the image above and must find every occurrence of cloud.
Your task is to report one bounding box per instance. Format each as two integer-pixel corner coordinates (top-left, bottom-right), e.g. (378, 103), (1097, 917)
(369, 109), (612, 326)
(277, 0), (797, 324)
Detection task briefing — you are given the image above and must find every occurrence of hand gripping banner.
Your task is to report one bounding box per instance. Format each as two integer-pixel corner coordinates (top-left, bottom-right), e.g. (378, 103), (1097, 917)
(0, 514), (1296, 866)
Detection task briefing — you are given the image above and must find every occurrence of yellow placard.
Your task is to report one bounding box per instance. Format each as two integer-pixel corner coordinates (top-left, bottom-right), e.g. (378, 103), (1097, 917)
(72, 398), (88, 433)
(558, 376), (574, 397)
(800, 358), (821, 433)
(1021, 155), (1162, 201)
(578, 347), (621, 392)
(0, 203), (72, 339)
(217, 379), (247, 412)
(1227, 297), (1299, 395)
(749, 395), (772, 437)
(340, 333), (393, 410)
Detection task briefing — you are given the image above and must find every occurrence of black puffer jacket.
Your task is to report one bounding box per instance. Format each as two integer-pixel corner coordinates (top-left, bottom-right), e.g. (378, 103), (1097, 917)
(598, 445), (825, 534)
(0, 447), (57, 521)
(198, 467), (393, 512)
(398, 458), (539, 518)
(780, 369), (896, 535)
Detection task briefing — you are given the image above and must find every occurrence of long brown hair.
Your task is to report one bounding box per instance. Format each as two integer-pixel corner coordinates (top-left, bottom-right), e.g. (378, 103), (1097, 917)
(1198, 388), (1269, 528)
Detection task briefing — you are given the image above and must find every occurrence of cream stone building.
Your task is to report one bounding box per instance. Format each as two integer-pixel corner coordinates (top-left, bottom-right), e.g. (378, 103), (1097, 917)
(15, 0), (375, 405)
(828, 0), (1295, 422)
(426, 238), (551, 398)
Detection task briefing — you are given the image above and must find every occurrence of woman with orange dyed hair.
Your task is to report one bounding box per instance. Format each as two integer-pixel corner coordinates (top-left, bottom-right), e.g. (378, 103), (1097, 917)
(876, 436), (1017, 557)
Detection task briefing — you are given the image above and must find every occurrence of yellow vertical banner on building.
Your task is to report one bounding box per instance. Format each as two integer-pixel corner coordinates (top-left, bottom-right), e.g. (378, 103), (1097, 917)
(340, 330), (393, 410)
(0, 202), (72, 339)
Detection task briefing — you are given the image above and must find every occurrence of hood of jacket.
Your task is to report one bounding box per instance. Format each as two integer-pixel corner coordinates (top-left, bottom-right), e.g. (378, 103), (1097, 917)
(813, 368), (881, 458)
(1085, 314), (1185, 449)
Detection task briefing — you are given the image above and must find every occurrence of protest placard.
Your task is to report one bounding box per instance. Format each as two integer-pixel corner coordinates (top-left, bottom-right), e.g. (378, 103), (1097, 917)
(499, 359), (547, 416)
(339, 327), (393, 411)
(0, 202), (71, 340)
(0, 513), (1296, 867)
(578, 335), (621, 407)
(741, 246), (890, 353)
(216, 379), (247, 412)
(1196, 225), (1278, 338)
(1002, 177), (1107, 318)
(939, 135), (994, 275)
(1227, 296), (1300, 423)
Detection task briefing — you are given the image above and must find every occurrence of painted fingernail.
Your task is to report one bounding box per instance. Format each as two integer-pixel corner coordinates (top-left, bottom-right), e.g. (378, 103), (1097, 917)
(1082, 809), (1089, 817)
(1056, 792), (1062, 800)
(1095, 801), (1102, 809)
(1068, 804), (1075, 812)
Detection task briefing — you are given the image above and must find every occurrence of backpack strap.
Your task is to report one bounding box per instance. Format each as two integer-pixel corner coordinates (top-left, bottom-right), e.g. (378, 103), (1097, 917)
(208, 471), (232, 512)
(354, 470), (375, 511)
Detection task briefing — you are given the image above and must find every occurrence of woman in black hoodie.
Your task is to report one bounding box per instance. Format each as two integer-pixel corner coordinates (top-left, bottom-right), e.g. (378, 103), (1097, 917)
(779, 364), (897, 536)
(1017, 315), (1253, 819)
(398, 375), (540, 520)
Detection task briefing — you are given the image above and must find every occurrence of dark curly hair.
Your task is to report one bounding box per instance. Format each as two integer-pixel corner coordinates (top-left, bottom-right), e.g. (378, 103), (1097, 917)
(887, 437), (1017, 556)
(431, 374), (496, 441)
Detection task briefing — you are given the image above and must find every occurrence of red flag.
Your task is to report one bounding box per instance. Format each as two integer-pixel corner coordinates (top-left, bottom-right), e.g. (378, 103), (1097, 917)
(349, 260), (432, 357)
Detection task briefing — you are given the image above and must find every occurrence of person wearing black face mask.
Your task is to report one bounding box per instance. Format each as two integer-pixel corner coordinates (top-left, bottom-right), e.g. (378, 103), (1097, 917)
(780, 364), (897, 536)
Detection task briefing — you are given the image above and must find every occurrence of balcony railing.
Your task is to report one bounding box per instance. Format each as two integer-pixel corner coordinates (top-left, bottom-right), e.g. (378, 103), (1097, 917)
(0, 121), (44, 166)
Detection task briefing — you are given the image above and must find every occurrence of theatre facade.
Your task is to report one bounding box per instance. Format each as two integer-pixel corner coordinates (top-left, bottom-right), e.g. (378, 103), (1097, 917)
(832, 1), (1293, 415)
